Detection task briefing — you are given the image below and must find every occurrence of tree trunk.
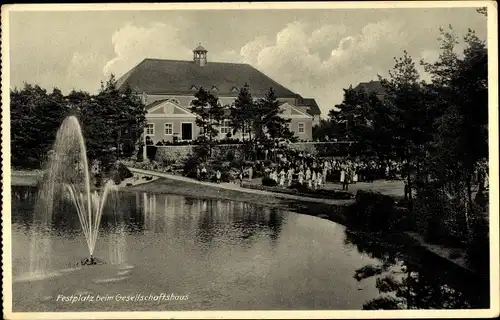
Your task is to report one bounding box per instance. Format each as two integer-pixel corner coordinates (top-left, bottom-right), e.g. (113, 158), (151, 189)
(241, 123), (246, 162)
(406, 147), (413, 200)
(465, 173), (473, 240)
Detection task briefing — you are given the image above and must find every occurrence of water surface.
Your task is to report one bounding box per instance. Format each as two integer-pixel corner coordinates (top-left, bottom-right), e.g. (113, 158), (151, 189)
(11, 187), (488, 311)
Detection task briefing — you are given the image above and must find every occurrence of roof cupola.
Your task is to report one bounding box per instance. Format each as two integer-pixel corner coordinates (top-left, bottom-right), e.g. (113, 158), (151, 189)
(193, 43), (208, 67)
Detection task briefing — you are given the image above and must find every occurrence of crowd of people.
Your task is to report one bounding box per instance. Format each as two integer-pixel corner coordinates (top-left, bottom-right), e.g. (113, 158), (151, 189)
(192, 146), (407, 191)
(259, 149), (403, 191)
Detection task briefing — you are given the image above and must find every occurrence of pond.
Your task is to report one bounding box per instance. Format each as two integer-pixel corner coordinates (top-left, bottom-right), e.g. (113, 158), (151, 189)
(10, 186), (489, 311)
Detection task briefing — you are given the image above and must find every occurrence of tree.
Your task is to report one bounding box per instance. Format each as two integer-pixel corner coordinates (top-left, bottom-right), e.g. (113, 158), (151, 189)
(334, 85), (382, 158)
(379, 50), (427, 200)
(253, 87), (292, 146)
(230, 83), (256, 143)
(77, 74), (146, 170)
(190, 87), (224, 157)
(10, 84), (69, 168)
(10, 75), (147, 171)
(419, 26), (488, 243)
(476, 7), (487, 16)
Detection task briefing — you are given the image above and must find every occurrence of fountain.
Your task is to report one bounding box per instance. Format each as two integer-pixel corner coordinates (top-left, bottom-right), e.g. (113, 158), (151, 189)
(29, 116), (116, 276)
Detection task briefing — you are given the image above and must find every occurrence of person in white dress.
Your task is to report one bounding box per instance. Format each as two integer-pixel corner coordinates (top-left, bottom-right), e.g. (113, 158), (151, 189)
(322, 163), (328, 185)
(340, 166), (345, 184)
(287, 168), (294, 187)
(306, 167), (311, 181)
(270, 170), (277, 182)
(317, 171), (323, 188)
(298, 170), (304, 185)
(279, 169), (286, 186)
(311, 171), (317, 190)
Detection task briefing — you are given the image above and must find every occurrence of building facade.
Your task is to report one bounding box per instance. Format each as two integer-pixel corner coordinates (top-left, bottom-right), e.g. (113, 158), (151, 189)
(116, 44), (321, 143)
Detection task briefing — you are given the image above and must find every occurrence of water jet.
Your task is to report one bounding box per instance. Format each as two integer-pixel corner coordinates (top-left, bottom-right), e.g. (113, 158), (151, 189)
(29, 115), (116, 275)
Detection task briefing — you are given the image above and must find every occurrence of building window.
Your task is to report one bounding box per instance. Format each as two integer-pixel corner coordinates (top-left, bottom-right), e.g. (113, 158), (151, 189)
(164, 123), (173, 135)
(146, 123), (155, 135)
(190, 85), (198, 91)
(231, 87), (238, 93)
(220, 120), (232, 135)
(211, 86), (219, 92)
(298, 122), (305, 134)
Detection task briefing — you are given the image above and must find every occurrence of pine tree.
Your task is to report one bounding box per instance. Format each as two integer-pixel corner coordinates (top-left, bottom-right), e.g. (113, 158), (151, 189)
(10, 84), (69, 168)
(230, 83), (255, 143)
(254, 87), (292, 146)
(379, 50), (426, 200)
(190, 87), (224, 157)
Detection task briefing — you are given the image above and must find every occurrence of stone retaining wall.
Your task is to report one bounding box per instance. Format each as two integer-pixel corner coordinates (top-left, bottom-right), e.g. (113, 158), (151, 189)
(152, 142), (354, 163)
(155, 146), (193, 164)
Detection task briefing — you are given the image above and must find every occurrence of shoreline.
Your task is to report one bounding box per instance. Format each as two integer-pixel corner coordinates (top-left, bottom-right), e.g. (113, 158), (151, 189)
(10, 168), (484, 284)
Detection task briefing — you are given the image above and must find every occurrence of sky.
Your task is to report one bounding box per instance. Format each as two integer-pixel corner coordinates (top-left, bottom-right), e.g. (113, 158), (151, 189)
(7, 4), (488, 116)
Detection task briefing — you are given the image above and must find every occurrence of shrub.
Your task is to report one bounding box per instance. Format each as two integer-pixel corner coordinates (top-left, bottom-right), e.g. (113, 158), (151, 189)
(262, 177), (278, 187)
(182, 144), (209, 178)
(108, 162), (133, 185)
(221, 171), (233, 182)
(182, 154), (202, 178)
(414, 186), (467, 247)
(466, 213), (489, 275)
(346, 190), (398, 231)
(117, 162), (133, 180)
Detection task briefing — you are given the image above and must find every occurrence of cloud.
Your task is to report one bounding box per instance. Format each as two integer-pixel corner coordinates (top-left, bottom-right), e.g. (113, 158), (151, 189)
(103, 22), (193, 78)
(8, 9), (487, 115)
(214, 49), (243, 63)
(229, 19), (410, 115)
(66, 52), (108, 92)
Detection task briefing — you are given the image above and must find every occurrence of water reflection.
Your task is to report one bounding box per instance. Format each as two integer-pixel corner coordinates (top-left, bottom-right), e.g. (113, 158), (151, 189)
(10, 186), (488, 311)
(343, 230), (489, 309)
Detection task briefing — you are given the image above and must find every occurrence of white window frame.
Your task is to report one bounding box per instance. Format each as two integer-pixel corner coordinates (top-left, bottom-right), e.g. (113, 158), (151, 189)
(164, 123), (173, 135)
(298, 122), (305, 134)
(146, 123), (155, 135)
(220, 120), (232, 135)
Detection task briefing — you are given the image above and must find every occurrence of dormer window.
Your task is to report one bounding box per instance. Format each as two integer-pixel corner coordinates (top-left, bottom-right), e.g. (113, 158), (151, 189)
(190, 85), (198, 91)
(211, 86), (219, 92)
(231, 87), (238, 93)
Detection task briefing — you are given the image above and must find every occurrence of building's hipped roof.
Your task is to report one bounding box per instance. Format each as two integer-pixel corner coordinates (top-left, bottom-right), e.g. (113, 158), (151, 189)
(116, 58), (298, 98)
(193, 44), (207, 52)
(353, 80), (386, 98)
(296, 95), (321, 116)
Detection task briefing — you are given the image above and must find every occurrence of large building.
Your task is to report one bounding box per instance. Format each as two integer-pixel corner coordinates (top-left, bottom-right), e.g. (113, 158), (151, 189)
(353, 80), (386, 99)
(116, 44), (321, 143)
